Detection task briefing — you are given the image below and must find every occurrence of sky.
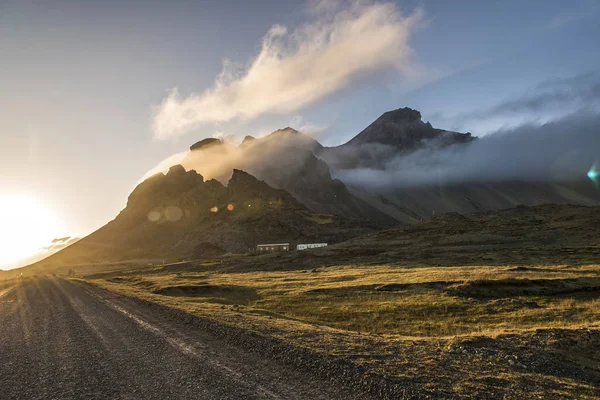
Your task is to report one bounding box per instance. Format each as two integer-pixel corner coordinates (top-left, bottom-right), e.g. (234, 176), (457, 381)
(1, 0), (600, 269)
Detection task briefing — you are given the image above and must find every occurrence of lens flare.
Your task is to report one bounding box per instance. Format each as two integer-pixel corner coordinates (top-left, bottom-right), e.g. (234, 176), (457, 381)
(165, 206), (183, 221)
(227, 203), (234, 211)
(147, 211), (161, 222)
(588, 164), (599, 183)
(210, 206), (218, 213)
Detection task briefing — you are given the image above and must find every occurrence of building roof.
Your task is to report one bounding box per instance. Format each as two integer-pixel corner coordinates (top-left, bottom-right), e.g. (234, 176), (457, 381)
(257, 243), (290, 247)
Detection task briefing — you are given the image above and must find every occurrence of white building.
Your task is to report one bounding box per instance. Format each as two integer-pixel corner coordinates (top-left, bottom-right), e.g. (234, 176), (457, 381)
(296, 243), (328, 251)
(256, 243), (290, 252)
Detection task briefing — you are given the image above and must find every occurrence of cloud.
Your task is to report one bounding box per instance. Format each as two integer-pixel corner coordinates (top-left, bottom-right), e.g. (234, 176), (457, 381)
(153, 1), (424, 139)
(140, 150), (189, 182)
(334, 110), (600, 188)
(491, 72), (600, 115)
(432, 71), (600, 135)
(39, 236), (80, 252)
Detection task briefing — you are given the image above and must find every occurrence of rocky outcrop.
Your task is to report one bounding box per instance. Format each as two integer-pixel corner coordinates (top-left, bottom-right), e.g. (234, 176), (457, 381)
(190, 138), (222, 151)
(228, 169), (302, 208)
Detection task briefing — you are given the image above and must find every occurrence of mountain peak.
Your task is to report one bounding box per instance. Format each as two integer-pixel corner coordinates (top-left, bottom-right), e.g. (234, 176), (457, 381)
(262, 127), (324, 152)
(381, 107), (422, 123)
(166, 164), (186, 176)
(241, 135), (256, 145)
(275, 126), (300, 134)
(190, 138), (223, 151)
(343, 106), (473, 150)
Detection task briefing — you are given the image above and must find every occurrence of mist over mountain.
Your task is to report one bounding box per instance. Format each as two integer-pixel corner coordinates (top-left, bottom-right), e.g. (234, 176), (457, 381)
(327, 108), (600, 222)
(178, 127), (391, 222)
(25, 104), (600, 268)
(320, 107), (475, 170)
(334, 110), (600, 188)
(155, 106), (600, 223)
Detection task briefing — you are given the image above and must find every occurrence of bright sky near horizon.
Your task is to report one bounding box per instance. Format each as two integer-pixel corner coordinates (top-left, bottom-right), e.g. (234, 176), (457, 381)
(1, 0), (600, 269)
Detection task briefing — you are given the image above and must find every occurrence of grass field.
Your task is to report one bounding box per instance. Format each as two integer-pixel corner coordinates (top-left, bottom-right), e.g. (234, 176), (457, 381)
(100, 264), (600, 337)
(87, 262), (600, 399)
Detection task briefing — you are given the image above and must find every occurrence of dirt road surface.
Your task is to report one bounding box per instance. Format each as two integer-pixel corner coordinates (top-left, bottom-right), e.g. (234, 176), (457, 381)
(0, 278), (373, 400)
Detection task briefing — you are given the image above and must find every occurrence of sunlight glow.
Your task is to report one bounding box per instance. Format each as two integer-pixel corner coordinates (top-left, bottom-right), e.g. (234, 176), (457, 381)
(0, 194), (63, 267)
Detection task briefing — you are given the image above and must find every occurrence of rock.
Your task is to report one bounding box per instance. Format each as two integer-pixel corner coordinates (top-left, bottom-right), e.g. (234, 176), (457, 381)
(241, 136), (256, 145)
(508, 359), (516, 366)
(167, 164), (186, 176)
(189, 138), (222, 151)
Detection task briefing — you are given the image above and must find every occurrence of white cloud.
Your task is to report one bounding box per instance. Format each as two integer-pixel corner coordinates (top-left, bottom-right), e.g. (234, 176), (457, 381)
(153, 1), (424, 139)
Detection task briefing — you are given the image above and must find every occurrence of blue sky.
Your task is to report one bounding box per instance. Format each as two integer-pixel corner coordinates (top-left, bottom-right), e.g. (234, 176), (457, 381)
(1, 0), (599, 267)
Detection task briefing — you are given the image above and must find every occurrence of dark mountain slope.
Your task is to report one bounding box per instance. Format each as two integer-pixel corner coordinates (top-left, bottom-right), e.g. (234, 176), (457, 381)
(31, 168), (378, 269)
(348, 180), (600, 224)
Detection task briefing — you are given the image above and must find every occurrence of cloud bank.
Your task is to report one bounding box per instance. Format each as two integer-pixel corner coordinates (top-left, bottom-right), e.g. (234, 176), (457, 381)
(153, 1), (424, 139)
(334, 111), (600, 189)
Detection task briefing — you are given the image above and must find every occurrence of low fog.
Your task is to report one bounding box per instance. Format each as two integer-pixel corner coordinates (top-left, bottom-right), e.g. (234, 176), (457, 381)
(334, 111), (600, 189)
(144, 128), (324, 186)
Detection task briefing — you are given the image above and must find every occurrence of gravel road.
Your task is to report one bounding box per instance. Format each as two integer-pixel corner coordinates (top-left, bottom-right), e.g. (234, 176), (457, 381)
(0, 278), (372, 400)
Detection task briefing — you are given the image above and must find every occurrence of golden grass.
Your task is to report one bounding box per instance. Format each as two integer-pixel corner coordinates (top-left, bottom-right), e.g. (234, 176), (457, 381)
(98, 264), (600, 337)
(85, 263), (600, 399)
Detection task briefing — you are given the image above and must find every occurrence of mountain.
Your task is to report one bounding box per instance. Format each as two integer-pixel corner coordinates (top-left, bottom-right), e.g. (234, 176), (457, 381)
(179, 128), (392, 222)
(172, 106), (600, 225)
(347, 180), (600, 224)
(317, 107), (600, 223)
(29, 168), (378, 270)
(22, 105), (600, 272)
(344, 107), (474, 150)
(321, 107), (475, 170)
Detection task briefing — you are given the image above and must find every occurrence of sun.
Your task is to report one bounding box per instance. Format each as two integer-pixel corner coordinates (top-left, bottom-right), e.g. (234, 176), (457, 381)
(0, 194), (63, 268)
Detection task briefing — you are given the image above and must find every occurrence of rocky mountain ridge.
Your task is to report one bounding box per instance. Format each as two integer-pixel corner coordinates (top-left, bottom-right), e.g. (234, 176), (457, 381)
(31, 167), (378, 268)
